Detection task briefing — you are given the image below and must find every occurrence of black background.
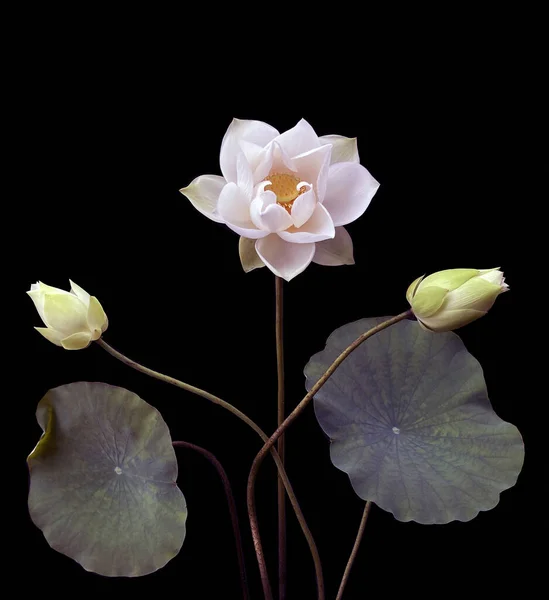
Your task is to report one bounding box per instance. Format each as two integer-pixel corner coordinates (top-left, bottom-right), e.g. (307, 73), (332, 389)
(12, 11), (540, 599)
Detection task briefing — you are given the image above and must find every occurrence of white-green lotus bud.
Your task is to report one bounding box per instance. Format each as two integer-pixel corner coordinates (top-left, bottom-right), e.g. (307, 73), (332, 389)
(28, 281), (108, 349)
(406, 268), (508, 332)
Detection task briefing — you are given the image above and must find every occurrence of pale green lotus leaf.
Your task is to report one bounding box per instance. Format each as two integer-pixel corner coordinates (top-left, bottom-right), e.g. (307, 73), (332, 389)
(305, 317), (524, 524)
(28, 382), (187, 576)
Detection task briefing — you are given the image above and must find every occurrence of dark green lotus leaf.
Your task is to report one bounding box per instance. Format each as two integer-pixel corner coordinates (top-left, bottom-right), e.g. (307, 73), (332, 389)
(28, 382), (187, 576)
(305, 317), (524, 524)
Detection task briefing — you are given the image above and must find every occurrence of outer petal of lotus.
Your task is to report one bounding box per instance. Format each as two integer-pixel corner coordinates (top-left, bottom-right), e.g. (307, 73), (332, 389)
(313, 227), (355, 266)
(27, 290), (48, 325)
(87, 296), (109, 335)
(420, 268), (479, 291)
(34, 282), (71, 296)
(239, 237), (265, 273)
(272, 119), (320, 159)
(323, 162), (380, 226)
(61, 331), (93, 350)
(418, 308), (487, 332)
(278, 204), (335, 244)
(292, 144), (332, 203)
(250, 191), (294, 233)
(220, 119), (279, 183)
(236, 152), (254, 200)
(319, 135), (360, 164)
(478, 267), (508, 289)
(69, 280), (91, 307)
(42, 293), (89, 337)
(410, 286), (448, 318)
(217, 182), (269, 239)
(443, 277), (504, 312)
(180, 175), (226, 223)
(406, 275), (425, 304)
(28, 282), (74, 325)
(256, 234), (316, 282)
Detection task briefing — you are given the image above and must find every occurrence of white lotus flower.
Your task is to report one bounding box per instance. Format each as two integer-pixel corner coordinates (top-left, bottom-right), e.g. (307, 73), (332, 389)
(27, 281), (108, 349)
(181, 119), (379, 281)
(406, 268), (509, 332)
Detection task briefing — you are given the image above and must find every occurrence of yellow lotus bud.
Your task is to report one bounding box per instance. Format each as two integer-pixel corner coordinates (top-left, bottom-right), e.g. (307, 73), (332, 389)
(406, 268), (508, 332)
(27, 281), (108, 349)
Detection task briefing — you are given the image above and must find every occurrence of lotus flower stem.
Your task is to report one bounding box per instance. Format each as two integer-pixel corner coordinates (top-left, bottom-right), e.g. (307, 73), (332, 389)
(335, 501), (372, 600)
(173, 440), (249, 600)
(275, 276), (287, 600)
(95, 338), (324, 600)
(247, 310), (413, 600)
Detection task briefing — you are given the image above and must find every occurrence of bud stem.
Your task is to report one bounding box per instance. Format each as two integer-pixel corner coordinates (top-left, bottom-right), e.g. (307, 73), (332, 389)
(95, 337), (324, 600)
(247, 310), (413, 600)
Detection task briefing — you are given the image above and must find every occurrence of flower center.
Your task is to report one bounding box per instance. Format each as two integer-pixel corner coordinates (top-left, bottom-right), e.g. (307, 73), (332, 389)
(264, 173), (306, 213)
